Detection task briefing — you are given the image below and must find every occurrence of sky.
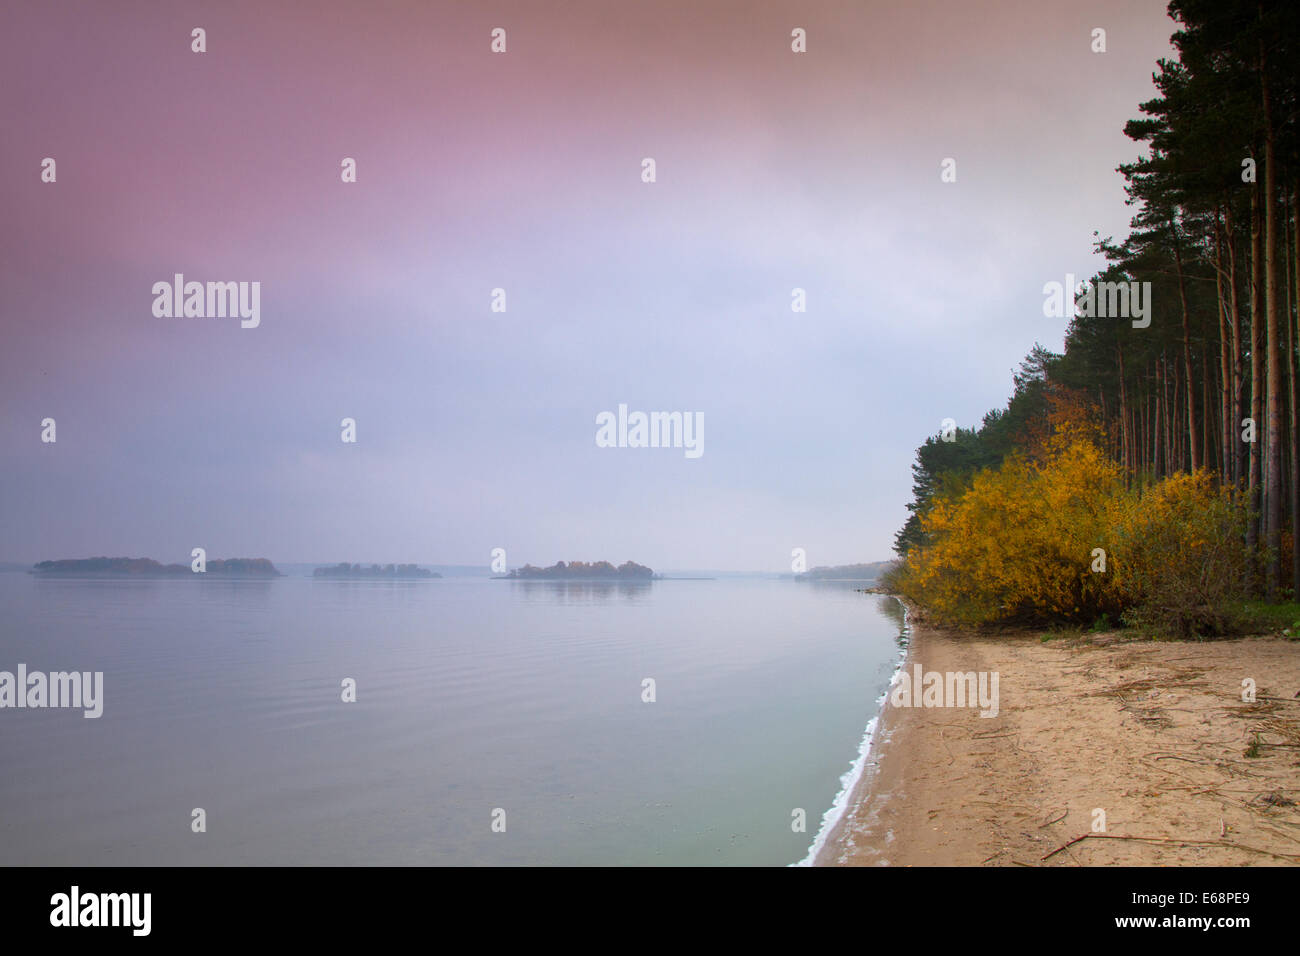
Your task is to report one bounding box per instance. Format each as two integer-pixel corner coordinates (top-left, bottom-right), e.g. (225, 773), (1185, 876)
(0, 0), (1178, 572)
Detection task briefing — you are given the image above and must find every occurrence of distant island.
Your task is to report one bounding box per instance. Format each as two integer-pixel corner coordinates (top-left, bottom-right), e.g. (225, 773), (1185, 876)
(32, 557), (282, 577)
(504, 560), (655, 581)
(793, 561), (895, 583)
(313, 563), (440, 579)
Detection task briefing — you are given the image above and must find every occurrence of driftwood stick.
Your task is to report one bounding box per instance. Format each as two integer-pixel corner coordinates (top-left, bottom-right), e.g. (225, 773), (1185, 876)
(1039, 808), (1069, 828)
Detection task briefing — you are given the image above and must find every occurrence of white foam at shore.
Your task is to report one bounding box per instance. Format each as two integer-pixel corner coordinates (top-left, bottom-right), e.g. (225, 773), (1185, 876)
(791, 596), (911, 867)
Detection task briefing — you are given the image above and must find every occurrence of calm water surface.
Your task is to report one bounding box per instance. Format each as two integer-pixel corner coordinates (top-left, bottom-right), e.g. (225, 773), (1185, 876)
(0, 573), (902, 865)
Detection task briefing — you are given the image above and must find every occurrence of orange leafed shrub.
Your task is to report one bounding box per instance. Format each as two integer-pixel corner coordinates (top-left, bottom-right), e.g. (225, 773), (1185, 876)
(894, 434), (1250, 632)
(1110, 471), (1252, 636)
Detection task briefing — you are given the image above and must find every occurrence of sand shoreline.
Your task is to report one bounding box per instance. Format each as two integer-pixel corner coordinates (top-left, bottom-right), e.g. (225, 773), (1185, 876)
(817, 603), (1300, 866)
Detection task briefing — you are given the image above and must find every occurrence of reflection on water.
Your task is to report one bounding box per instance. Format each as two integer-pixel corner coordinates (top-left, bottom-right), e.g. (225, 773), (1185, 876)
(0, 573), (904, 866)
(509, 579), (654, 604)
(33, 576), (278, 591)
(875, 594), (905, 634)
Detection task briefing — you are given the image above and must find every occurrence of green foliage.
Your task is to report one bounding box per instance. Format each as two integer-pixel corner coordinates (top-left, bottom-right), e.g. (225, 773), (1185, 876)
(1234, 600), (1300, 634)
(894, 347), (1059, 557)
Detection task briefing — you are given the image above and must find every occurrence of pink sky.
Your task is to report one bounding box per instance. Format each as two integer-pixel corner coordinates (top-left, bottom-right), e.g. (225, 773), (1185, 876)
(1, 0), (1177, 569)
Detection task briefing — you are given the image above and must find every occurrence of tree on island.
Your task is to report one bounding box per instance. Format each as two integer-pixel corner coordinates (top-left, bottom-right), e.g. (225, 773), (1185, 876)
(504, 560), (654, 580)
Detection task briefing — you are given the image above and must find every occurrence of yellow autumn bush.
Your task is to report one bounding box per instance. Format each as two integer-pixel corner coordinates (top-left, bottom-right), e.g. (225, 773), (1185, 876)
(895, 435), (1250, 633)
(1110, 471), (1252, 636)
(896, 436), (1127, 625)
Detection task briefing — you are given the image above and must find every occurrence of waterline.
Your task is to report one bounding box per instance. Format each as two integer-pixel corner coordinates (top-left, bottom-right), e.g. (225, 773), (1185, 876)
(794, 596), (910, 866)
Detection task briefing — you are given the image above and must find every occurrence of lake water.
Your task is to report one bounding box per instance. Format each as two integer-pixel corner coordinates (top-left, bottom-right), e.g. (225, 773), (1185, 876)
(0, 572), (903, 866)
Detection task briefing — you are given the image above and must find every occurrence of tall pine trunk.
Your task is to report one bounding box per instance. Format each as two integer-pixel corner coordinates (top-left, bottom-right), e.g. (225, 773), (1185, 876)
(1173, 221), (1199, 471)
(1248, 184), (1264, 587)
(1292, 182), (1300, 596)
(1226, 205), (1245, 490)
(1262, 49), (1282, 600)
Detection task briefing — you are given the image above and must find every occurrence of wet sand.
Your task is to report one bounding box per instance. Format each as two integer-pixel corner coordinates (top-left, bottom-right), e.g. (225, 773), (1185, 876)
(818, 613), (1300, 866)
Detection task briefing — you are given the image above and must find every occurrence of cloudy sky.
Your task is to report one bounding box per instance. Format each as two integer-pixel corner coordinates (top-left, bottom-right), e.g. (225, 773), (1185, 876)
(1, 0), (1176, 571)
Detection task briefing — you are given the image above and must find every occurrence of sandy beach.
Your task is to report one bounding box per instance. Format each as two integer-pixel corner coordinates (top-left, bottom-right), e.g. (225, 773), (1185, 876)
(818, 608), (1300, 866)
